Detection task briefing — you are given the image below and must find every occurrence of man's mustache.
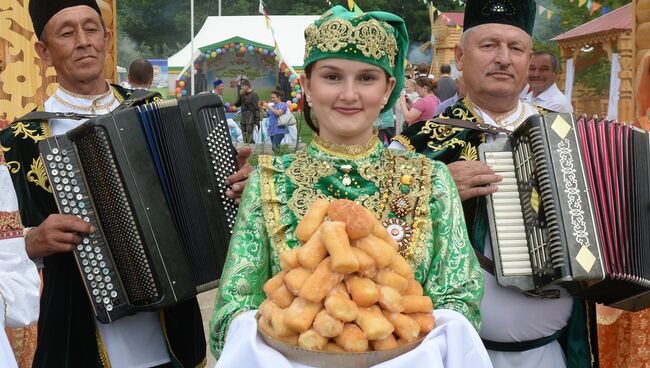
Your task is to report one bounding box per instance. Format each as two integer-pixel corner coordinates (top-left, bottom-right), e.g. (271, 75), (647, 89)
(485, 67), (515, 77)
(528, 76), (546, 81)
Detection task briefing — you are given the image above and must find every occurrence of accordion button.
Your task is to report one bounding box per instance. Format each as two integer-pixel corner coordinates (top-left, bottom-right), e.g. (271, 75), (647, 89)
(79, 251), (86, 258)
(102, 269), (109, 275)
(70, 200), (76, 207)
(88, 253), (94, 260)
(66, 164), (73, 171)
(96, 254), (103, 260)
(71, 179), (78, 185)
(72, 208), (79, 215)
(85, 245), (91, 252)
(73, 187), (80, 193)
(87, 274), (94, 281)
(64, 185), (71, 192)
(84, 266), (91, 273)
(90, 281), (97, 288)
(95, 275), (102, 282)
(56, 184), (63, 191)
(106, 283), (112, 290)
(78, 202), (85, 209)
(58, 163), (64, 170)
(63, 157), (70, 164)
(91, 260), (97, 267)
(94, 247), (101, 253)
(63, 207), (71, 214)
(92, 289), (99, 296)
(77, 194), (83, 200)
(82, 259), (89, 266)
(53, 176), (61, 184)
(93, 268), (100, 275)
(101, 290), (107, 296)
(83, 238), (90, 244)
(67, 193), (73, 199)
(61, 150), (67, 156)
(104, 276), (111, 283)
(110, 291), (117, 298)
(54, 155), (61, 162)
(95, 296), (102, 303)
(77, 244), (84, 251)
(100, 261), (106, 268)
(61, 199), (68, 206)
(99, 282), (105, 289)
(46, 154), (54, 161)
(83, 216), (90, 222)
(62, 178), (69, 185)
(51, 148), (59, 155)
(103, 297), (110, 304)
(49, 162), (56, 169)
(68, 172), (75, 178)
(106, 305), (113, 312)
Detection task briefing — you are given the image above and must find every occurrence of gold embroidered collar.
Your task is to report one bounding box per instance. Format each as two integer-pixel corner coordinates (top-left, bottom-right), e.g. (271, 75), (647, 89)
(59, 82), (113, 100)
(312, 133), (381, 160)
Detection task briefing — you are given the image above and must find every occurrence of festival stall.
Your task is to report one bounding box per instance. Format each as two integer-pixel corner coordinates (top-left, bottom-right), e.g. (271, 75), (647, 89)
(552, 4), (634, 121)
(167, 15), (317, 112)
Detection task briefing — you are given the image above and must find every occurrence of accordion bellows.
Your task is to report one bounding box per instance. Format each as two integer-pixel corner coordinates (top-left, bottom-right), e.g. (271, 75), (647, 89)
(480, 112), (650, 311)
(39, 94), (238, 323)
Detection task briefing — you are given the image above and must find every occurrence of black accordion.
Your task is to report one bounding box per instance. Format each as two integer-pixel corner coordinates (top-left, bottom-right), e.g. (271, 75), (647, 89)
(39, 94), (239, 323)
(479, 112), (650, 311)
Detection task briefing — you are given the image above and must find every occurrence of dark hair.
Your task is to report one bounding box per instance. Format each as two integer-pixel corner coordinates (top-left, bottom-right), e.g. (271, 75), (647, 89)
(302, 63), (393, 134)
(240, 79), (251, 88)
(416, 63), (430, 74)
(128, 58), (154, 86)
(271, 89), (284, 100)
(532, 51), (559, 72)
(440, 64), (451, 74)
(415, 76), (436, 93)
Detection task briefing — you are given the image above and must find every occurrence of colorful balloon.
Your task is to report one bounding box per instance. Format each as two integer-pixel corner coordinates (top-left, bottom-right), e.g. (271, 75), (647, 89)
(179, 81), (185, 87)
(291, 103), (298, 110)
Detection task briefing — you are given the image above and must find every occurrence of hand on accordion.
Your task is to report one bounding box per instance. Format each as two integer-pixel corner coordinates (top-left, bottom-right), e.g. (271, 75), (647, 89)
(25, 214), (95, 258)
(226, 146), (254, 204)
(447, 161), (502, 201)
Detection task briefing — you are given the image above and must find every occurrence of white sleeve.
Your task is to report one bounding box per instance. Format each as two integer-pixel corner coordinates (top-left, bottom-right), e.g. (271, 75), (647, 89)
(0, 165), (40, 329)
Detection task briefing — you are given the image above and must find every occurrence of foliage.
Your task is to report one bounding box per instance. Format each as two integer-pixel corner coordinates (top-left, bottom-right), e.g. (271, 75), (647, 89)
(116, 0), (463, 66)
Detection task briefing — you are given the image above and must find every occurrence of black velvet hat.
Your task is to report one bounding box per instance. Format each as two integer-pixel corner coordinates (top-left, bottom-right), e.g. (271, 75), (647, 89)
(463, 0), (537, 36)
(29, 0), (102, 39)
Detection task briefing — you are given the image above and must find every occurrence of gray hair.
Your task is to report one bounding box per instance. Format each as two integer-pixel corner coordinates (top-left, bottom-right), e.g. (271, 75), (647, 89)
(532, 51), (560, 72)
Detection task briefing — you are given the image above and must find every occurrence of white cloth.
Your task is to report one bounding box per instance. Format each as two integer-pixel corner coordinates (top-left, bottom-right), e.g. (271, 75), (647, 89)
(46, 85), (171, 368)
(607, 53), (621, 120)
(564, 59), (575, 103)
(216, 310), (492, 368)
(0, 163), (41, 368)
(525, 84), (573, 114)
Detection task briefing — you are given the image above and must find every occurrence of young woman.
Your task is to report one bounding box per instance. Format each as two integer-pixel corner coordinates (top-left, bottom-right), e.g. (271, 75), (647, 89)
(266, 90), (288, 152)
(210, 6), (488, 367)
(399, 77), (441, 125)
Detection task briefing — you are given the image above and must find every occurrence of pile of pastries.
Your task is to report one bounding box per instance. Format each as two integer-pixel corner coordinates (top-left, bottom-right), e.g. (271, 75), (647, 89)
(258, 199), (435, 353)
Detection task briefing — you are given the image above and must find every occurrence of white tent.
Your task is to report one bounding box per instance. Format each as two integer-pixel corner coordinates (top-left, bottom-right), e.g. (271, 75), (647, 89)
(168, 15), (319, 72)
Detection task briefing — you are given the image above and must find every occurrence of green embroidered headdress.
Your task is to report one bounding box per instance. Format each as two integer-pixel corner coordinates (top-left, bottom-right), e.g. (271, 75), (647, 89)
(303, 5), (409, 113)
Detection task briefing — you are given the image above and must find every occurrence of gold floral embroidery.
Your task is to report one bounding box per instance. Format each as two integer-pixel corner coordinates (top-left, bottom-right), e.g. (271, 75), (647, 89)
(0, 211), (23, 240)
(420, 120), (465, 142)
(259, 155), (289, 254)
(0, 145), (21, 173)
(354, 19), (390, 65)
(459, 143), (478, 161)
(11, 122), (46, 143)
(304, 17), (398, 67)
(316, 18), (354, 54)
(26, 156), (51, 193)
(286, 150), (336, 218)
(427, 137), (467, 152)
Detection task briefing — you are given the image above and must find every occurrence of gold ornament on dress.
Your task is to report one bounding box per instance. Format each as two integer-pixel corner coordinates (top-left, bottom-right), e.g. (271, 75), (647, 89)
(311, 133), (380, 160)
(11, 123), (46, 143)
(53, 93), (116, 114)
(26, 157), (51, 193)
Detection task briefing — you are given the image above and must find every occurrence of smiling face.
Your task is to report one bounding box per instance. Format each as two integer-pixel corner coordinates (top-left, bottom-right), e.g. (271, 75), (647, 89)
(455, 23), (532, 103)
(301, 59), (396, 145)
(35, 5), (110, 94)
(528, 54), (558, 97)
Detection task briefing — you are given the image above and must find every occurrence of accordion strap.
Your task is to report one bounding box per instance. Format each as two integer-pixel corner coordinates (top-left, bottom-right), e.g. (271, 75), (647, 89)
(431, 117), (512, 136)
(474, 249), (495, 275)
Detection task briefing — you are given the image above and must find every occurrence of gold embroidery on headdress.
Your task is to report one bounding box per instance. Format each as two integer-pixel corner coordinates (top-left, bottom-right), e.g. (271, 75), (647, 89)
(305, 17), (398, 68)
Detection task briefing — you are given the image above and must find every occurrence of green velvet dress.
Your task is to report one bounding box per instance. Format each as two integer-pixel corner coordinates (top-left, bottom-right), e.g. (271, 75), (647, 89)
(209, 134), (484, 358)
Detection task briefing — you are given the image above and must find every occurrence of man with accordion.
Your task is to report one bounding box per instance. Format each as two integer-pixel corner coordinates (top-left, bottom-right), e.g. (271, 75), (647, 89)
(0, 1), (208, 366)
(392, 1), (599, 367)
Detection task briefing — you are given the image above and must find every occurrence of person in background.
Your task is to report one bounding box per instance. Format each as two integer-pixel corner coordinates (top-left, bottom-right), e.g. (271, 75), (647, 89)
(375, 108), (395, 145)
(416, 62), (434, 79)
(213, 79), (225, 97)
(434, 64), (457, 101)
(235, 79), (260, 144)
(235, 69), (248, 98)
(126, 58), (153, 90)
(394, 78), (419, 133)
(434, 72), (466, 116)
(525, 51), (573, 113)
(399, 76), (440, 126)
(266, 89), (288, 152)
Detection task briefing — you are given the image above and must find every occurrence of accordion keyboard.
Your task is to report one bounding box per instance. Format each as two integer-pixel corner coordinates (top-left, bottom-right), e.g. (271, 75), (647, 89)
(41, 136), (128, 323)
(484, 151), (532, 276)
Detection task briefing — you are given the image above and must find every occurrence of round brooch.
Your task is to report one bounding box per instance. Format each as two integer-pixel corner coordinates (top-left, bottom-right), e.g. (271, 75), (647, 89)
(389, 195), (412, 218)
(383, 218), (413, 255)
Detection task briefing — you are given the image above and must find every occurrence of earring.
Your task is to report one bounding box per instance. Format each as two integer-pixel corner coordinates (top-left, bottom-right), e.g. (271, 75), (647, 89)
(306, 94), (313, 107)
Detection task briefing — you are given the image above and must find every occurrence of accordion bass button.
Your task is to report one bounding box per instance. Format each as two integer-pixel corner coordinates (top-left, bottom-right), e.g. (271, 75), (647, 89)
(106, 305), (113, 312)
(52, 148), (59, 155)
(46, 154), (54, 161)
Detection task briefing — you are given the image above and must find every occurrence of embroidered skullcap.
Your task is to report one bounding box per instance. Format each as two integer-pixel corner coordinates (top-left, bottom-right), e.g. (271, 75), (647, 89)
(213, 79), (224, 88)
(303, 5), (409, 113)
(463, 0), (536, 36)
(29, 0), (102, 39)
